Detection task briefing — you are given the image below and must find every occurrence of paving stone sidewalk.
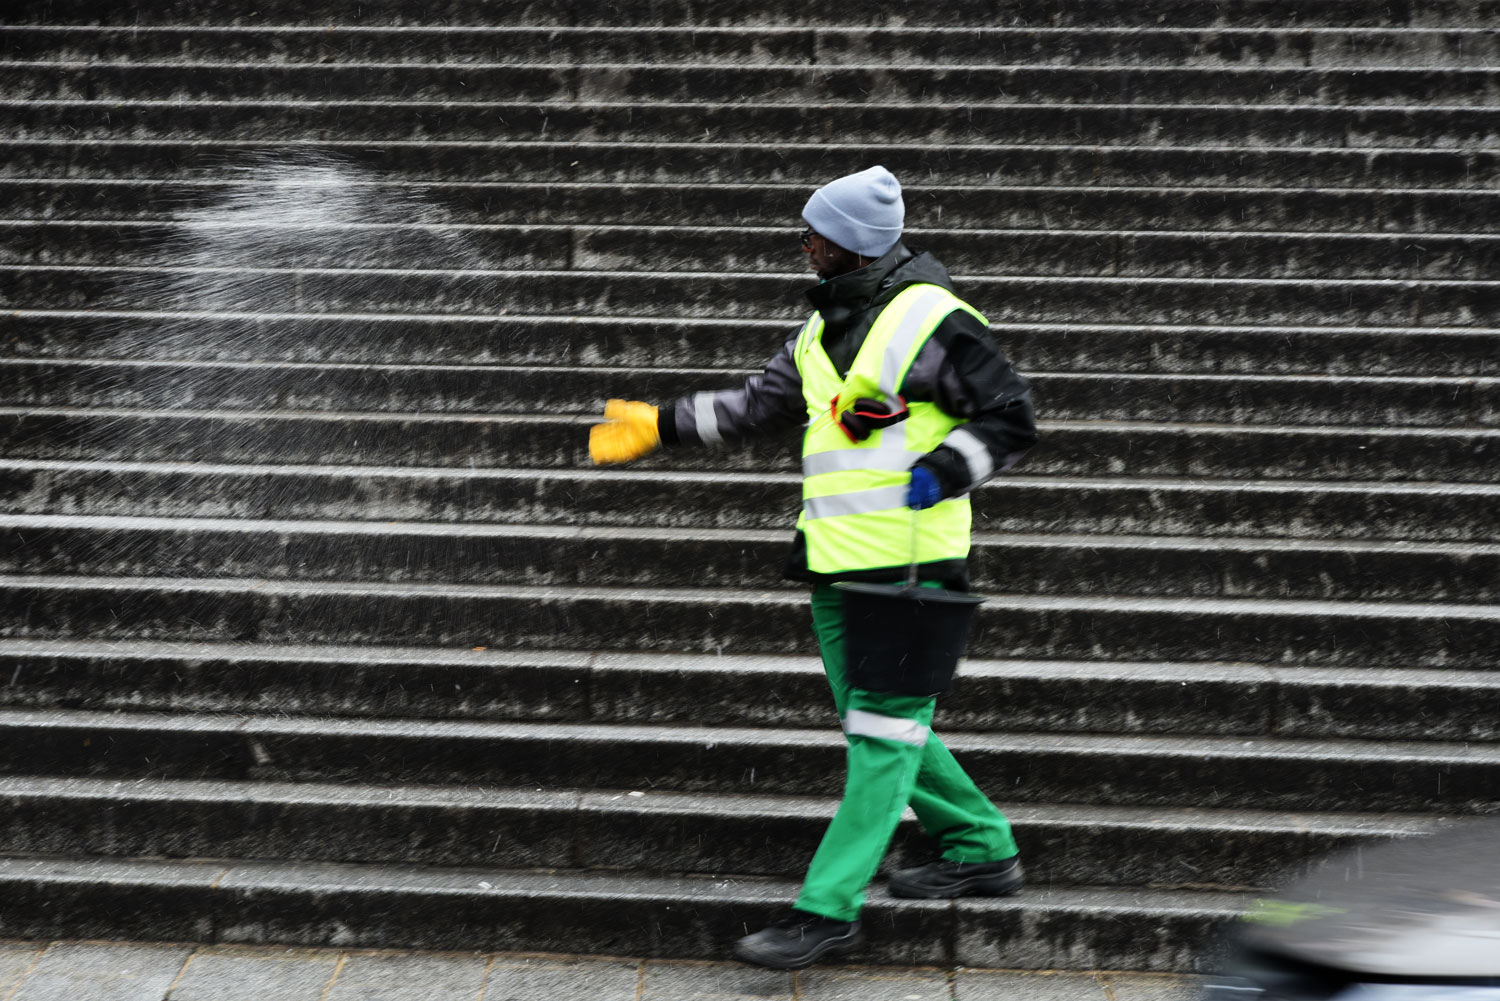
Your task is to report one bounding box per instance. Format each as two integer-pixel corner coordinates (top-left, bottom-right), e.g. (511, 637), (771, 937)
(0, 939), (1201, 1001)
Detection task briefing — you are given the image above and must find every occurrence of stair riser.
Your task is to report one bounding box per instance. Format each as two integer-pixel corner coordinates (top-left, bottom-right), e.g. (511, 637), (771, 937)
(12, 225), (1500, 283)
(11, 142), (1495, 190)
(8, 0), (1496, 29)
(0, 862), (943, 967)
(4, 582), (1499, 668)
(8, 103), (1499, 148)
(7, 525), (1497, 603)
(7, 28), (1495, 68)
(1, 717), (1496, 812)
(7, 268), (1496, 328)
(6, 649), (1499, 742)
(11, 183), (1500, 236)
(5, 314), (1497, 379)
(0, 28), (816, 67)
(2, 362), (1487, 429)
(0, 862), (1235, 972)
(8, 467), (1497, 542)
(9, 65), (1498, 107)
(0, 788), (1409, 888)
(3, 414), (1493, 483)
(0, 224), (571, 272)
(0, 315), (800, 371)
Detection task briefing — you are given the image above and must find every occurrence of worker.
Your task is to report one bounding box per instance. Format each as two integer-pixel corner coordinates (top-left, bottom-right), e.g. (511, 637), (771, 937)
(588, 166), (1040, 970)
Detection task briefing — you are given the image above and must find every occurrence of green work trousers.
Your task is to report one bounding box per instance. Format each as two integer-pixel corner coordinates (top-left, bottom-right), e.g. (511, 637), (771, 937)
(793, 583), (1020, 922)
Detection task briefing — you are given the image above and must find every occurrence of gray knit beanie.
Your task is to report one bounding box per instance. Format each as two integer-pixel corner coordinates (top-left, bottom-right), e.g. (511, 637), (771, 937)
(801, 165), (904, 258)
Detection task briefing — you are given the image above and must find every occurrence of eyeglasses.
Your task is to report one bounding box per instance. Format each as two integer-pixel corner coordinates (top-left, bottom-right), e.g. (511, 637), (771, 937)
(800, 226), (815, 251)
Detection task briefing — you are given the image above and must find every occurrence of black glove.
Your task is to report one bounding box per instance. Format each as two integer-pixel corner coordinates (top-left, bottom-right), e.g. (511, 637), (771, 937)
(835, 396), (909, 442)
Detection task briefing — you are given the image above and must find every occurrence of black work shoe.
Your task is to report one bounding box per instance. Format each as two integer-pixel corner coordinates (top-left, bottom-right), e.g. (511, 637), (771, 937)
(732, 911), (863, 970)
(888, 855), (1025, 899)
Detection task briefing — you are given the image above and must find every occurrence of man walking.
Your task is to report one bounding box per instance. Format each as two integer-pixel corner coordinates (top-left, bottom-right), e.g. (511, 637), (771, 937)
(589, 166), (1039, 969)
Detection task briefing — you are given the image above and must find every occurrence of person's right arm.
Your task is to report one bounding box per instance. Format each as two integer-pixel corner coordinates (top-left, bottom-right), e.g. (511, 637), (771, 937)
(656, 331), (806, 449)
(589, 330), (806, 465)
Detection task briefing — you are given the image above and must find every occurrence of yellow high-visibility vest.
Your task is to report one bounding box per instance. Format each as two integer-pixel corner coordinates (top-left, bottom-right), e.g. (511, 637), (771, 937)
(794, 283), (984, 575)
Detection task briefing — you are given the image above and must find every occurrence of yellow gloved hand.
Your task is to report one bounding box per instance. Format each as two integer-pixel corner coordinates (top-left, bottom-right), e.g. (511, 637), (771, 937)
(589, 399), (661, 465)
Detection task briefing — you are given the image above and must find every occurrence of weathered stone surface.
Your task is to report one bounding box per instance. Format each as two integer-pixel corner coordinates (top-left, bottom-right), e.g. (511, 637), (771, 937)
(0, 770), (1436, 888)
(13, 181), (1500, 236)
(954, 970), (1112, 1001)
(1107, 973), (1204, 1001)
(951, 887), (1242, 973)
(2, 359), (1492, 432)
(2, 410), (1495, 483)
(0, 857), (222, 942)
(6, 460), (1497, 543)
(6, 516), (1497, 605)
(0, 944), (41, 996)
(7, 942), (190, 1001)
(9, 100), (1500, 148)
(7, 25), (1494, 71)
(0, 0), (1495, 974)
(639, 961), (791, 1000)
(0, 777), (580, 868)
(0, 709), (1496, 814)
(11, 62), (1500, 107)
(5, 575), (1500, 668)
(169, 947), (339, 1001)
(13, 140), (1497, 191)
(794, 965), (950, 1001)
(8, 0), (1499, 29)
(323, 951), (490, 1001)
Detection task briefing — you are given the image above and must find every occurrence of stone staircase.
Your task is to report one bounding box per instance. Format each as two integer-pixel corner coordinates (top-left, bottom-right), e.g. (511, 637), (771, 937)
(2, 1), (1499, 974)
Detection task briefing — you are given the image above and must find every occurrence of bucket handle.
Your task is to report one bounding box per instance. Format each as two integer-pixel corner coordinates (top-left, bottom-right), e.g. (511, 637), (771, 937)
(906, 506), (919, 588)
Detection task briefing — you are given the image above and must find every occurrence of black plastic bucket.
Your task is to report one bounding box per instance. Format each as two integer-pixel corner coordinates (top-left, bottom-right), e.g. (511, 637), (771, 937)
(833, 582), (985, 696)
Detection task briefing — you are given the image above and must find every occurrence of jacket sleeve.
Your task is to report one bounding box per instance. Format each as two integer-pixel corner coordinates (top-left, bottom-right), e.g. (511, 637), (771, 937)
(656, 329), (808, 448)
(902, 309), (1039, 498)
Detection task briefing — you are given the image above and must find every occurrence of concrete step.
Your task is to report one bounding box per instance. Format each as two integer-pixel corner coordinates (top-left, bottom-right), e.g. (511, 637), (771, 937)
(6, 100), (1497, 148)
(11, 0), (1496, 29)
(0, 774), (1444, 888)
(0, 853), (1247, 971)
(1, 360), (1488, 429)
(4, 575), (1500, 668)
(11, 221), (1500, 282)
(2, 705), (1499, 810)
(7, 26), (1499, 69)
(9, 63), (1500, 107)
(6, 266), (1499, 328)
(6, 460), (1493, 543)
(12, 180), (1500, 235)
(1, 409), (1493, 483)
(5, 515), (1498, 605)
(4, 639), (1499, 742)
(6, 312), (1497, 379)
(10, 140), (1496, 190)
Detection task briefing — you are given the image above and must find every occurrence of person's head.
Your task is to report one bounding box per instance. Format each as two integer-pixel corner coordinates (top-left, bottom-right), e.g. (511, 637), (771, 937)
(800, 165), (904, 280)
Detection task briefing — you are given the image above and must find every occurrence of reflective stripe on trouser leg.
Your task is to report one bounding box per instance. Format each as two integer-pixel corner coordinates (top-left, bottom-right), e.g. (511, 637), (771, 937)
(842, 709), (929, 746)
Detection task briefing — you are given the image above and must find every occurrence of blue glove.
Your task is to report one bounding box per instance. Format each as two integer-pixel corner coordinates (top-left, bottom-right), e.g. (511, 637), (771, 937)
(907, 465), (942, 510)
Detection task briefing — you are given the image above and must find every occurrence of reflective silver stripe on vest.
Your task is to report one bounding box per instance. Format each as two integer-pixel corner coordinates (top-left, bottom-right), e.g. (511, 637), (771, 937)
(692, 392), (722, 446)
(803, 484), (908, 520)
(803, 447), (925, 477)
(842, 709), (930, 746)
(878, 287), (952, 400)
(943, 426), (994, 490)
